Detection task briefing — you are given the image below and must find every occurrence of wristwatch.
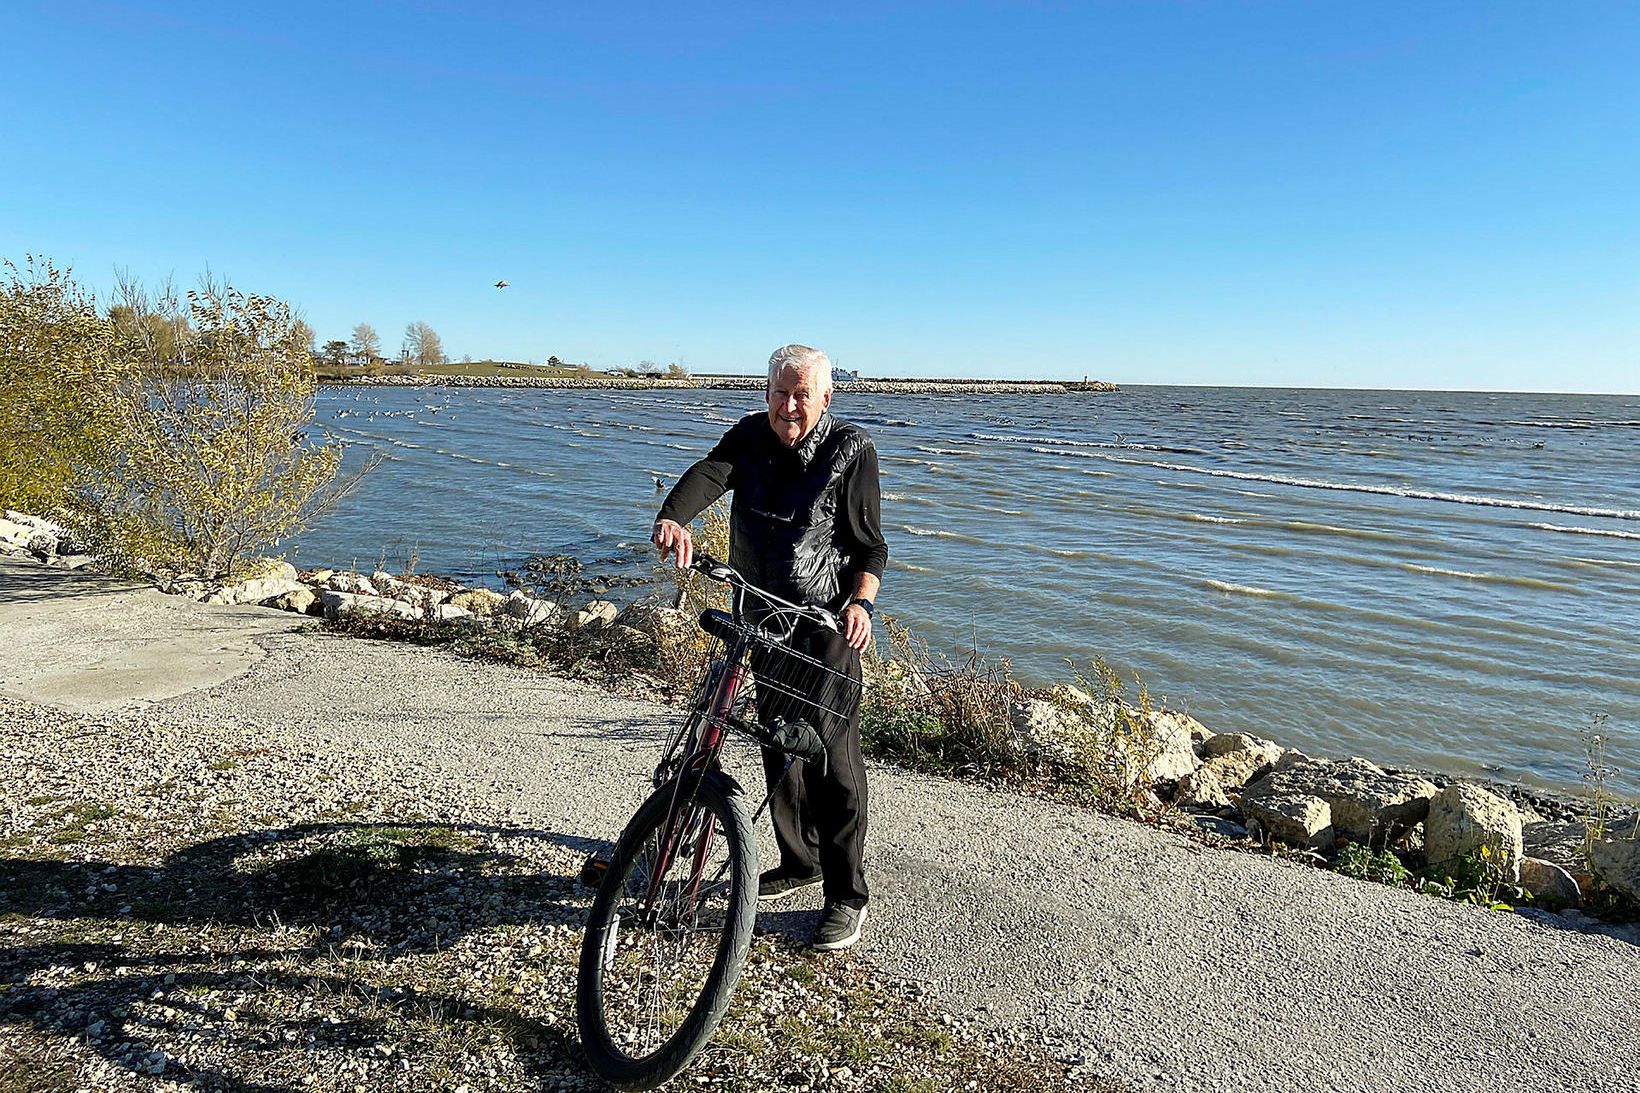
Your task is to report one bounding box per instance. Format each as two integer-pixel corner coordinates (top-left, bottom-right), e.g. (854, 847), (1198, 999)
(848, 597), (875, 617)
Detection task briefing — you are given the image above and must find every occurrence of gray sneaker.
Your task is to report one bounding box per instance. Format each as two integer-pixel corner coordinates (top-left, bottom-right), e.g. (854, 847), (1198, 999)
(757, 869), (823, 903)
(812, 902), (868, 951)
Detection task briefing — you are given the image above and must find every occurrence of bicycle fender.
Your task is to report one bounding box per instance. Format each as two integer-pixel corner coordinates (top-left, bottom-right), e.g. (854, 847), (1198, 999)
(703, 767), (748, 801)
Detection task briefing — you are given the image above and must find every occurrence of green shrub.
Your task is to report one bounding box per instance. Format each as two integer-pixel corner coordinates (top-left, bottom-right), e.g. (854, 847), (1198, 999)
(0, 258), (120, 514)
(71, 276), (358, 578)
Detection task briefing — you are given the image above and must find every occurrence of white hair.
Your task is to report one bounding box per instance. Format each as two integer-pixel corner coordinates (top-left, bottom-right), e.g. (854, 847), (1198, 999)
(766, 343), (833, 395)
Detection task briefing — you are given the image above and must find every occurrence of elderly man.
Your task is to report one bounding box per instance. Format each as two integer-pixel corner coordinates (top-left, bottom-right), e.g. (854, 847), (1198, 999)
(652, 344), (886, 951)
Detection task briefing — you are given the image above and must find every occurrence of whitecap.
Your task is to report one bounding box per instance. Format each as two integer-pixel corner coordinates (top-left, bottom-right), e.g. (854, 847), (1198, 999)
(1528, 522), (1640, 541)
(1026, 446), (1640, 521)
(1204, 579), (1290, 598)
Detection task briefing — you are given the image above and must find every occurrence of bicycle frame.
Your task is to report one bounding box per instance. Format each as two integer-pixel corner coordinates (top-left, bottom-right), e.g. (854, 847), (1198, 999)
(639, 632), (750, 917)
(632, 554), (848, 923)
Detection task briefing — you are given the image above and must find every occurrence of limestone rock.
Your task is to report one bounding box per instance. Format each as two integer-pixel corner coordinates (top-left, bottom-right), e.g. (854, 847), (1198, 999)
(1202, 732), (1284, 768)
(570, 599), (619, 631)
(0, 517), (32, 547)
(1244, 794), (1334, 850)
(432, 603), (474, 623)
(605, 623), (658, 659)
(1588, 836), (1640, 904)
(503, 590), (562, 627)
(1273, 749), (1311, 772)
(308, 568), (335, 584)
(1176, 749), (1276, 810)
(1175, 762), (1234, 809)
(224, 576), (308, 606)
(320, 590), (422, 622)
(1147, 710), (1209, 782)
(1519, 856), (1581, 908)
(273, 588), (317, 615)
(1241, 757), (1436, 847)
(618, 602), (697, 643)
(1009, 697), (1200, 784)
(1425, 783), (1524, 881)
(1010, 698), (1078, 765)
(447, 588), (505, 616)
(237, 558), (298, 583)
(325, 572), (377, 597)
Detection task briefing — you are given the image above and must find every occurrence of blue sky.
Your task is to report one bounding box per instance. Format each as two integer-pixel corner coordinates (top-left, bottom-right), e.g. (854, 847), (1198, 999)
(3, 1), (1636, 391)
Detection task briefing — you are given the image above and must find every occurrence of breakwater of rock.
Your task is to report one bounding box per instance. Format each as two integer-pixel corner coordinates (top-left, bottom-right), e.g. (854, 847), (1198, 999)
(320, 375), (1118, 394)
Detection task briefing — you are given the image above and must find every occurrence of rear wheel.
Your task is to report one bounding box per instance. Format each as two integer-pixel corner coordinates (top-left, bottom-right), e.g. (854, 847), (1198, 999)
(576, 774), (758, 1090)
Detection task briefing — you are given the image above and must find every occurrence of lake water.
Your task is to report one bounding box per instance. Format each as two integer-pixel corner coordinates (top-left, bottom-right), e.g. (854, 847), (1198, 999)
(297, 384), (1640, 797)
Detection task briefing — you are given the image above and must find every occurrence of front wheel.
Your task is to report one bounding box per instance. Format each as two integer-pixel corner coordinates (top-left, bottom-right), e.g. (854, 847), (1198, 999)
(576, 773), (758, 1090)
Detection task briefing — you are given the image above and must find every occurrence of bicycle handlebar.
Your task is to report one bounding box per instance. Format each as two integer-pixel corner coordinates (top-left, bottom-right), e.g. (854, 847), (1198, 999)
(688, 553), (841, 634)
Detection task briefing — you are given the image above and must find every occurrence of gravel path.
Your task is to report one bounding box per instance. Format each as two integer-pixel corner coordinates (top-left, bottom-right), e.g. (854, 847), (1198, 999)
(4, 561), (1638, 1092)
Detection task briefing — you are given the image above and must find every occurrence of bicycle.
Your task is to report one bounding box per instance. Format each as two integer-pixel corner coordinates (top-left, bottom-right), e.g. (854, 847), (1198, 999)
(575, 553), (861, 1090)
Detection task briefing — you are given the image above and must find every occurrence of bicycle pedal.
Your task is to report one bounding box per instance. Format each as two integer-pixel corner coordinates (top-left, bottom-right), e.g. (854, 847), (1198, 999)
(579, 853), (610, 888)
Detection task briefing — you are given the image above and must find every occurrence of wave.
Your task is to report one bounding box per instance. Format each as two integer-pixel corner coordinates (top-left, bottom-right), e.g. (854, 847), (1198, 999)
(1204, 579), (1293, 599)
(1402, 563), (1570, 591)
(899, 524), (985, 546)
(1277, 519), (1402, 543)
(915, 445), (980, 457)
(1185, 514), (1244, 525)
(1570, 556), (1640, 570)
(972, 431), (1207, 456)
(1528, 522), (1640, 541)
(1024, 445), (1640, 520)
(1505, 418), (1640, 429)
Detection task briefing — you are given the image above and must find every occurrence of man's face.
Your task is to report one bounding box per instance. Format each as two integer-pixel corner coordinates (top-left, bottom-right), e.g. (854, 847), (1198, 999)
(766, 365), (831, 448)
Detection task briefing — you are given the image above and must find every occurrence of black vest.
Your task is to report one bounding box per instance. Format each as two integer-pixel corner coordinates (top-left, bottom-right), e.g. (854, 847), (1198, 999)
(729, 412), (872, 608)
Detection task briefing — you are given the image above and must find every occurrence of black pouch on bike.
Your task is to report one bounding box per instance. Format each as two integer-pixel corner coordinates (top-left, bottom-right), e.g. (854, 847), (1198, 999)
(752, 716), (828, 774)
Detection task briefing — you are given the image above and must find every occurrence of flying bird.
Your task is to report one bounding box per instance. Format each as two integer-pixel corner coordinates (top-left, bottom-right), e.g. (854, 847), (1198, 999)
(494, 280), (510, 288)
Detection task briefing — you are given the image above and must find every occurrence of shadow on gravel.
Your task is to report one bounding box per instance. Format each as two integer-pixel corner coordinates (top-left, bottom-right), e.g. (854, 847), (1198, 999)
(0, 820), (616, 1091)
(0, 557), (138, 606)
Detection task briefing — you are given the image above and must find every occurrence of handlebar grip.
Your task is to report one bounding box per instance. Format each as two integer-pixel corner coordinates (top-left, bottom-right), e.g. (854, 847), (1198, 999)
(690, 553), (735, 581)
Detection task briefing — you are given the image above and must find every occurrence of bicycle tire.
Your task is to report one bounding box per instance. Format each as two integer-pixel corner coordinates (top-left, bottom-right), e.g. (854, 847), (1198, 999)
(576, 773), (758, 1090)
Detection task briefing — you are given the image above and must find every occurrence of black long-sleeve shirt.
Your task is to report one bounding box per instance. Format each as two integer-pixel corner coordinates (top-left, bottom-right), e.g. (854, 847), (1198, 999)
(657, 414), (889, 582)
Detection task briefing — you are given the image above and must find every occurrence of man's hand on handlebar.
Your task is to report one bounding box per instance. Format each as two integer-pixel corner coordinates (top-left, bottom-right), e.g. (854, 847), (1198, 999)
(652, 518), (694, 569)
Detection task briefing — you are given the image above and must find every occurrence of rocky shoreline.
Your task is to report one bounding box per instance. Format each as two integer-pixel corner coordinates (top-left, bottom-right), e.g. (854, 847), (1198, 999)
(319, 374), (1119, 394)
(3, 509), (1636, 925)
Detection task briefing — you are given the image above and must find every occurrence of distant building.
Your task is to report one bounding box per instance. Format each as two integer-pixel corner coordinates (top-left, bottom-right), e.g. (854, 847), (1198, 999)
(832, 367), (859, 384)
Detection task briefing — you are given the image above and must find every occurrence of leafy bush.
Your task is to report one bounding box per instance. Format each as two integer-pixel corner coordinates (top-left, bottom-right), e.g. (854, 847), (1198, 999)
(73, 275), (362, 578)
(0, 258), (120, 514)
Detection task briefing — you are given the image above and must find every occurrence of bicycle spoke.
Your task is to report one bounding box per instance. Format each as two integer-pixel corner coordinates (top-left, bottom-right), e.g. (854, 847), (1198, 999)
(594, 798), (739, 1059)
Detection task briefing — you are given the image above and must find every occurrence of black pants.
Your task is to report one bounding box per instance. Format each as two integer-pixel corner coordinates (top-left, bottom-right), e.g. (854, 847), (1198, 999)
(754, 623), (869, 909)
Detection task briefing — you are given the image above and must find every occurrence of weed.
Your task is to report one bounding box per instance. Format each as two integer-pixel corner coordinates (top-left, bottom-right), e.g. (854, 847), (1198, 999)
(1334, 842), (1413, 886)
(862, 615), (1024, 777)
